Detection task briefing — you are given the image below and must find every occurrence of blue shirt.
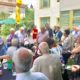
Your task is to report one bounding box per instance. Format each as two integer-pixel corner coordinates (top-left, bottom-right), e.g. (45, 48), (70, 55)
(16, 71), (48, 80)
(0, 44), (7, 56)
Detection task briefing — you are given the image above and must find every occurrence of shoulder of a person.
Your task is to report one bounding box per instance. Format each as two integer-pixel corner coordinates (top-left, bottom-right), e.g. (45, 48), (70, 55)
(46, 31), (48, 34)
(50, 53), (60, 59)
(72, 31), (75, 34)
(7, 46), (17, 50)
(32, 72), (48, 80)
(50, 47), (57, 51)
(15, 30), (19, 34)
(38, 32), (41, 35)
(49, 28), (52, 31)
(57, 45), (62, 49)
(6, 34), (10, 39)
(59, 31), (62, 34)
(33, 56), (44, 64)
(45, 31), (49, 36)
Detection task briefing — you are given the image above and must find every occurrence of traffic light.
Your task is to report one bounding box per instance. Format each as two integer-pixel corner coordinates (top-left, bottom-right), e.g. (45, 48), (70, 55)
(16, 6), (20, 24)
(16, 0), (22, 6)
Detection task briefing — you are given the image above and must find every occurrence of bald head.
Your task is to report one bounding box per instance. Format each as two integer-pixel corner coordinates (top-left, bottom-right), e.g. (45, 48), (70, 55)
(39, 42), (49, 54)
(18, 48), (33, 61)
(13, 47), (33, 73)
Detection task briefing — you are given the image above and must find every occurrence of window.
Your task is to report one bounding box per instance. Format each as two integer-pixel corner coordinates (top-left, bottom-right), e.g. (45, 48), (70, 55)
(73, 10), (80, 26)
(40, 0), (50, 9)
(60, 11), (69, 27)
(57, 0), (60, 2)
(40, 17), (50, 27)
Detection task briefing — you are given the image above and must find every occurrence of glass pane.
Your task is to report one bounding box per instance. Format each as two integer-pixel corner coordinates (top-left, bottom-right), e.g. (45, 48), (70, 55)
(73, 10), (80, 26)
(60, 11), (69, 27)
(40, 17), (50, 27)
(57, 0), (60, 2)
(40, 0), (50, 8)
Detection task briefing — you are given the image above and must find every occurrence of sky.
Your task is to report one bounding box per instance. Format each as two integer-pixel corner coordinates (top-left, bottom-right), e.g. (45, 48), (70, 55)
(22, 0), (37, 7)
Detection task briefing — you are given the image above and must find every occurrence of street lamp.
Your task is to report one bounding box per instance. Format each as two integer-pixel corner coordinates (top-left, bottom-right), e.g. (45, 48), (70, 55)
(16, 0), (22, 24)
(16, 0), (22, 6)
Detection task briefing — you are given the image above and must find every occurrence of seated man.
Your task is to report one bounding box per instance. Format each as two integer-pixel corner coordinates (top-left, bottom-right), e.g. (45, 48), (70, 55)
(12, 47), (48, 80)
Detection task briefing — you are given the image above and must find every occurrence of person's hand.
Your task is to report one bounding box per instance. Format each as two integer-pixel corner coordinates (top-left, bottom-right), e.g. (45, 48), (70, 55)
(71, 65), (80, 72)
(0, 55), (9, 60)
(0, 56), (3, 60)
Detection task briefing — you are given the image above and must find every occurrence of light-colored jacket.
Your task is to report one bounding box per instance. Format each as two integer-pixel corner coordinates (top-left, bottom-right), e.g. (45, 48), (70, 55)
(31, 54), (63, 80)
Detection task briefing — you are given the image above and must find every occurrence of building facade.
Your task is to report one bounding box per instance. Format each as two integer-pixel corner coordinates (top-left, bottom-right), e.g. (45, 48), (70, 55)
(0, 0), (26, 19)
(60, 0), (80, 29)
(34, 0), (60, 29)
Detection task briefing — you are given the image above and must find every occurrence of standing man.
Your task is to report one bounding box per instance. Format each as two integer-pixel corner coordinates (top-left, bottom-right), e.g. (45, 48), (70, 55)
(31, 42), (63, 80)
(55, 26), (62, 42)
(45, 23), (53, 38)
(6, 28), (18, 47)
(72, 26), (80, 42)
(15, 27), (25, 46)
(37, 27), (49, 44)
(12, 47), (48, 80)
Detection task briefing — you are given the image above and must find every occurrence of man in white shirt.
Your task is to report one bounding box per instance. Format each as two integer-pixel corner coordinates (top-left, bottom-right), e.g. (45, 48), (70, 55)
(12, 47), (48, 80)
(15, 27), (25, 46)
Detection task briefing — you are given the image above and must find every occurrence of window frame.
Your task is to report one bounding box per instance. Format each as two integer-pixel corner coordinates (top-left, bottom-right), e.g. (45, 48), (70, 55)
(40, 17), (50, 27)
(40, 0), (50, 9)
(57, 0), (60, 2)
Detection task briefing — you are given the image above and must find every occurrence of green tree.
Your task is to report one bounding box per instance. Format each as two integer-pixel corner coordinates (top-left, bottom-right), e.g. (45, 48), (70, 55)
(0, 12), (9, 37)
(22, 7), (34, 29)
(1, 25), (11, 36)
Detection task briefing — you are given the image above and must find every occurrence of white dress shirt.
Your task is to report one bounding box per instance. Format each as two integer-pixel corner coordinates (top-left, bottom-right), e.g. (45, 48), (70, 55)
(15, 31), (24, 43)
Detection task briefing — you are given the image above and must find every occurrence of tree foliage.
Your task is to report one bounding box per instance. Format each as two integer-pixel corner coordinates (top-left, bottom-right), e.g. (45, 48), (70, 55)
(22, 7), (34, 29)
(0, 25), (12, 36)
(0, 7), (34, 37)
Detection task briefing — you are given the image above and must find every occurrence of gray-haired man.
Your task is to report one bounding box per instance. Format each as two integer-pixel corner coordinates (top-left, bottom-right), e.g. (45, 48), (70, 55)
(12, 47), (48, 80)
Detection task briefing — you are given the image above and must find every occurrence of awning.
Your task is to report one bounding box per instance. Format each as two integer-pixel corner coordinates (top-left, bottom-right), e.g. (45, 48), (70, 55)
(0, 20), (4, 24)
(0, 18), (16, 24)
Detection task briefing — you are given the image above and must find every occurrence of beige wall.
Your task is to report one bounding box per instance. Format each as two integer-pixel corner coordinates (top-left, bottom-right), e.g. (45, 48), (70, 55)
(0, 0), (15, 3)
(60, 0), (80, 11)
(0, 5), (25, 14)
(0, 0), (25, 17)
(34, 0), (60, 29)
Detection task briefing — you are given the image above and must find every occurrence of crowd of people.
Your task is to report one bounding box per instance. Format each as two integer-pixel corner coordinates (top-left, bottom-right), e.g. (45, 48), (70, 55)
(0, 23), (80, 80)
